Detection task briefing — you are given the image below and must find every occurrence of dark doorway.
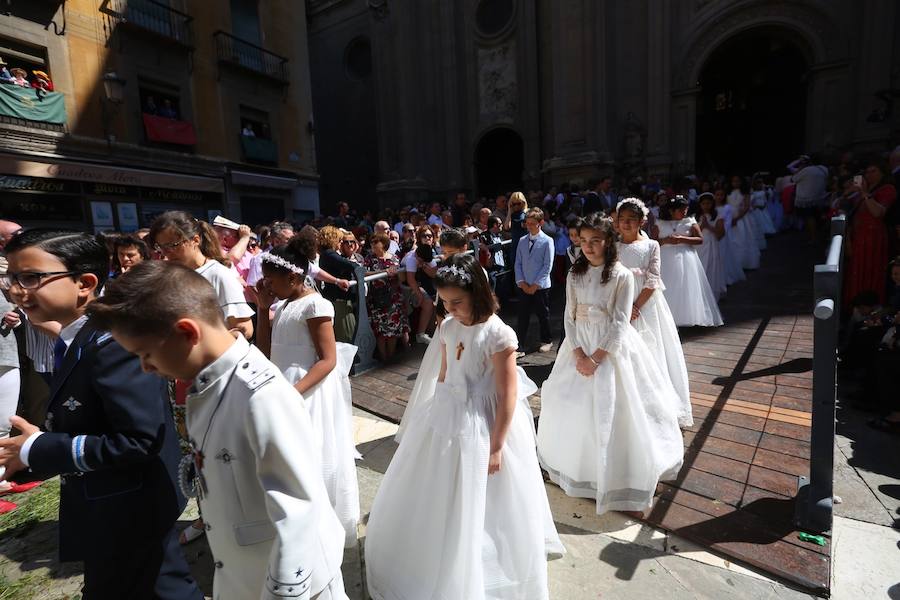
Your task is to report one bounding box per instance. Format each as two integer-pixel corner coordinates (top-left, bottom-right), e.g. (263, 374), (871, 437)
(474, 128), (524, 199)
(696, 29), (808, 177)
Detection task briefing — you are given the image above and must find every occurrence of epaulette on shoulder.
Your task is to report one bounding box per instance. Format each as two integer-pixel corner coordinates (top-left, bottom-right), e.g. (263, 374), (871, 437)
(234, 359), (277, 391)
(94, 332), (114, 347)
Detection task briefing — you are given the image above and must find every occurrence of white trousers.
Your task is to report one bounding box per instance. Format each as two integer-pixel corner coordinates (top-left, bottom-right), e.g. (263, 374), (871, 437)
(0, 365), (19, 439)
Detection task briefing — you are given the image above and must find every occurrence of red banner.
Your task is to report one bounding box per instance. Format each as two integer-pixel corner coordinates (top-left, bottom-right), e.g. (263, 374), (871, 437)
(142, 113), (197, 146)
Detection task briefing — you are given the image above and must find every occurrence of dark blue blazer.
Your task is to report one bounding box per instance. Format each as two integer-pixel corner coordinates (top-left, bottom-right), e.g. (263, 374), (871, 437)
(23, 319), (185, 562)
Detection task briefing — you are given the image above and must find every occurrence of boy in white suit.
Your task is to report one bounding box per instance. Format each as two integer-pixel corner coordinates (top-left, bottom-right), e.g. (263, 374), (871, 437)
(88, 260), (348, 600)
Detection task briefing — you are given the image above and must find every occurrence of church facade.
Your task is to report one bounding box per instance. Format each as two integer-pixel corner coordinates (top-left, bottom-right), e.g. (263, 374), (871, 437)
(306, 0), (899, 208)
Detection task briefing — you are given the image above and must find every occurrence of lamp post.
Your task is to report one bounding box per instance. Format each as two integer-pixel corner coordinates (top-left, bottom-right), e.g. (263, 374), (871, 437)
(100, 71), (126, 146)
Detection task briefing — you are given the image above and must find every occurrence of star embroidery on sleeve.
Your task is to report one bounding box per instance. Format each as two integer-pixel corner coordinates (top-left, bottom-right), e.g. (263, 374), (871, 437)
(62, 397), (82, 411)
(295, 567), (304, 578)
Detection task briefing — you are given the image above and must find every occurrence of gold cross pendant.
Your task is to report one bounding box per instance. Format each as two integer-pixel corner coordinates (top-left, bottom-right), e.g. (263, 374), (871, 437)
(456, 341), (465, 360)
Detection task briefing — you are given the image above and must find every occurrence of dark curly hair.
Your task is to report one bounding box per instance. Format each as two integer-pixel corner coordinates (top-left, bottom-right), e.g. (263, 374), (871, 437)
(434, 253), (498, 323)
(659, 195), (690, 221)
(570, 212), (617, 284)
(260, 236), (310, 279)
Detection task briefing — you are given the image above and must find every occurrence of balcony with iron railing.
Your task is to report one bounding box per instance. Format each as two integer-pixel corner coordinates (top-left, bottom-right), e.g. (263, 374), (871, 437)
(101, 0), (194, 48)
(213, 31), (288, 85)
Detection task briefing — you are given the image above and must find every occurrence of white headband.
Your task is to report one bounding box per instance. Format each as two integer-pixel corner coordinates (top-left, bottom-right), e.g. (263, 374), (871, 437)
(616, 197), (650, 219)
(261, 253), (306, 275)
(436, 264), (472, 283)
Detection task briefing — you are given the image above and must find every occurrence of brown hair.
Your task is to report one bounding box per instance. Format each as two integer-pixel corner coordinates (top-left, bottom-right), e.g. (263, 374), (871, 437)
(370, 232), (390, 250)
(149, 210), (229, 267)
(570, 212), (617, 284)
(434, 253), (498, 323)
(319, 225), (343, 251)
(415, 225), (433, 245)
(525, 207), (545, 222)
(87, 260), (225, 336)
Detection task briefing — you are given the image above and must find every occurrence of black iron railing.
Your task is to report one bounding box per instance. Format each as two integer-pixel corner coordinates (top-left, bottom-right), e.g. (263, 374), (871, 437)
(104, 0), (193, 46)
(213, 31), (288, 84)
(795, 215), (846, 533)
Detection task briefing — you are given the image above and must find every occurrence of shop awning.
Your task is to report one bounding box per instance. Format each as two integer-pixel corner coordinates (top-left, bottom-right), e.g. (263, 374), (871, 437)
(142, 113), (197, 146)
(230, 169), (297, 189)
(0, 85), (66, 125)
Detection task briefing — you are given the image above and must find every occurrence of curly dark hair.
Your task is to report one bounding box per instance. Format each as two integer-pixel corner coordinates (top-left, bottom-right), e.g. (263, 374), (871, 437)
(570, 212), (617, 284)
(660, 195), (690, 221)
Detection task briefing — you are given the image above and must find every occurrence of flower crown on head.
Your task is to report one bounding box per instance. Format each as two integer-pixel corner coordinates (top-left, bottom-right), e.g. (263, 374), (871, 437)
(616, 197), (650, 219)
(436, 263), (472, 283)
(261, 253), (306, 275)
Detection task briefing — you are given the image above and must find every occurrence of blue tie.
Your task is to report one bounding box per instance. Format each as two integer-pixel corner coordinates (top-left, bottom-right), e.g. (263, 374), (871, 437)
(53, 337), (67, 373)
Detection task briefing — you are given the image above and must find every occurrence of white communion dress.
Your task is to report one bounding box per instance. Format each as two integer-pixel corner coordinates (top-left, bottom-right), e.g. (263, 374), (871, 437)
(656, 218), (724, 327)
(617, 239), (693, 427)
(537, 263), (684, 514)
(727, 190), (761, 269)
(716, 202), (747, 285)
(751, 189), (777, 236)
(394, 317), (450, 443)
(696, 213), (728, 299)
(270, 293), (361, 548)
(365, 315), (564, 600)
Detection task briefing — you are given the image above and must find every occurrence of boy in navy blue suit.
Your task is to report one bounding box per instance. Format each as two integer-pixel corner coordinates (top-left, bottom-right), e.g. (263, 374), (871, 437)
(0, 230), (202, 600)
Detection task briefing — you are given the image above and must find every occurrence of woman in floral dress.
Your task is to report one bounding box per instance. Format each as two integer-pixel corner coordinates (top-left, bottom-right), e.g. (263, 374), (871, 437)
(365, 232), (410, 362)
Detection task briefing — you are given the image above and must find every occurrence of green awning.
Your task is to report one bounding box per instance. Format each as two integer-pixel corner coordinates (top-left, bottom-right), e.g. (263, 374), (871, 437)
(0, 84), (66, 125)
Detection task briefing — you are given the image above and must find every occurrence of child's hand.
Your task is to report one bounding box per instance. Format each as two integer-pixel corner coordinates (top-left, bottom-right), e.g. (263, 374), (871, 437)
(575, 355), (598, 377)
(254, 280), (275, 309)
(488, 450), (502, 475)
(0, 416), (39, 480)
(630, 305), (641, 321)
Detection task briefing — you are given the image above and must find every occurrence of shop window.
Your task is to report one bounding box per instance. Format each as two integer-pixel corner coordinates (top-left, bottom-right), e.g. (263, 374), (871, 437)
(239, 105), (271, 139)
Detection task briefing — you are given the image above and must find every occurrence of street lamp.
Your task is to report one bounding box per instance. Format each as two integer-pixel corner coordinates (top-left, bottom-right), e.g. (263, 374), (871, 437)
(102, 72), (126, 104)
(100, 72), (126, 146)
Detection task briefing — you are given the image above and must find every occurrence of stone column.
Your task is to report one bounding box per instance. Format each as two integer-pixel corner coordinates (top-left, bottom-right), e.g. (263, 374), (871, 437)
(670, 86), (700, 175)
(645, 0), (671, 178)
(850, 0), (895, 152)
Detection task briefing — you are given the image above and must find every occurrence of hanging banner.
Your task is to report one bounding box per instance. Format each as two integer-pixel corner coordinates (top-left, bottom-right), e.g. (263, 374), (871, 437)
(0, 85), (66, 124)
(142, 113), (197, 146)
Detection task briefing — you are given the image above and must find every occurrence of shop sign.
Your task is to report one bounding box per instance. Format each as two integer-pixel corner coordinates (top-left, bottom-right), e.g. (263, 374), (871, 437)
(0, 175), (79, 194)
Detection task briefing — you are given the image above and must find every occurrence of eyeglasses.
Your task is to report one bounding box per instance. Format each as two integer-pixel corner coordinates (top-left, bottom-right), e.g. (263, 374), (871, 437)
(421, 233), (433, 238)
(341, 240), (358, 246)
(0, 270), (80, 290)
(153, 239), (187, 253)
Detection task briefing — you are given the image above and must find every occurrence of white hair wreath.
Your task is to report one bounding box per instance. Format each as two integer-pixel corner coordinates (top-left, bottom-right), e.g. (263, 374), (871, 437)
(436, 264), (472, 283)
(616, 197), (650, 219)
(261, 253), (306, 275)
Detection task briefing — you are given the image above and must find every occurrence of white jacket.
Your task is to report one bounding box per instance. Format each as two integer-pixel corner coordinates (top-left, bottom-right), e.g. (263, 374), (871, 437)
(187, 336), (345, 600)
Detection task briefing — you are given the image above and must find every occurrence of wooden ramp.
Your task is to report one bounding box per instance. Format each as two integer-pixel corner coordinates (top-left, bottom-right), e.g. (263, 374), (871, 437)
(351, 232), (830, 596)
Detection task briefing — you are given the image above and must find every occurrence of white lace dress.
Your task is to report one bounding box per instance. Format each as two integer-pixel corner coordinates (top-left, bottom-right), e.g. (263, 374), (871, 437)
(751, 189), (776, 236)
(656, 218), (724, 327)
(366, 315), (564, 600)
(617, 239), (693, 427)
(537, 264), (684, 514)
(270, 293), (360, 548)
(696, 213), (728, 299)
(717, 203), (747, 285)
(727, 190), (761, 269)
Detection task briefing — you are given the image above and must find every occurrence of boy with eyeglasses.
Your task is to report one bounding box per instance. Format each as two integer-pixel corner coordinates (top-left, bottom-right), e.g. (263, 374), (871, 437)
(0, 229), (203, 600)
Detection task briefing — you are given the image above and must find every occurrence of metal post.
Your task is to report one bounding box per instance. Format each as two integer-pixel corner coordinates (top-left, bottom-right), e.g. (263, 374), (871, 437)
(349, 264), (379, 375)
(795, 215), (845, 533)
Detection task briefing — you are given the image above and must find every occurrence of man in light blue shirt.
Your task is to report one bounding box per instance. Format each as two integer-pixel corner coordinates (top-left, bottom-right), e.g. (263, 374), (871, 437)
(514, 207), (555, 357)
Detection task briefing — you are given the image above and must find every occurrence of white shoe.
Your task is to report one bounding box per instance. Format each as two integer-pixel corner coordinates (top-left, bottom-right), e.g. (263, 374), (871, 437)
(416, 333), (432, 344)
(539, 342), (553, 353)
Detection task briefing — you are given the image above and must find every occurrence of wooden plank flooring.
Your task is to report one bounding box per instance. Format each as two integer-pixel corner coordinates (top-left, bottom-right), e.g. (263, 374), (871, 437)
(350, 232), (830, 596)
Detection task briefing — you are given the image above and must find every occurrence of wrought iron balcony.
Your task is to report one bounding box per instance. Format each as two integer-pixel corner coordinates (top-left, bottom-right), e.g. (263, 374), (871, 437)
(101, 0), (193, 47)
(214, 31), (289, 85)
